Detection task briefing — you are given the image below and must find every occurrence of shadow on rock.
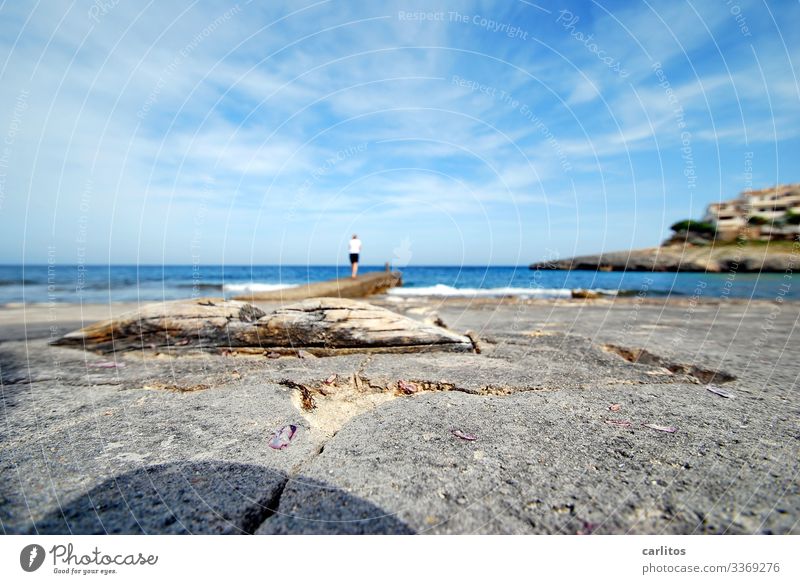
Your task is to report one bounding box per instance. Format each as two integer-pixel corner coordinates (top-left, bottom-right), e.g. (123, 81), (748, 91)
(28, 460), (414, 535)
(256, 475), (416, 535)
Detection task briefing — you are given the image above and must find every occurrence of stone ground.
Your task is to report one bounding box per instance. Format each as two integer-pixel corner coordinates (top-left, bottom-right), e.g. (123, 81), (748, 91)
(0, 296), (798, 534)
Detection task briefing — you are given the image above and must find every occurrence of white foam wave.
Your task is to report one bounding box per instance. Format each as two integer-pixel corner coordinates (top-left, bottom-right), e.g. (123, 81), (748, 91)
(223, 283), (298, 293)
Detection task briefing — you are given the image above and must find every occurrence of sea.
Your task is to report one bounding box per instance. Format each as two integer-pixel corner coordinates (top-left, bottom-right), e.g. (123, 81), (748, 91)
(0, 264), (795, 304)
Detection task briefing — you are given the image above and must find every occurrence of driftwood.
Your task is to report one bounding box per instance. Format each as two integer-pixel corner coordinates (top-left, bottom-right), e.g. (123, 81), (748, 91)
(51, 297), (474, 355)
(232, 271), (402, 302)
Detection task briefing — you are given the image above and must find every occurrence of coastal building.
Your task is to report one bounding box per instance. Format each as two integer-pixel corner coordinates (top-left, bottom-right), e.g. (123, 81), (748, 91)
(704, 199), (747, 234)
(703, 183), (800, 240)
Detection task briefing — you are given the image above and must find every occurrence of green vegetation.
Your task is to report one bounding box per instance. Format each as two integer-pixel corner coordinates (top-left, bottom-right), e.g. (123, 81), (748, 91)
(747, 215), (770, 226)
(669, 220), (716, 235)
(784, 210), (800, 225)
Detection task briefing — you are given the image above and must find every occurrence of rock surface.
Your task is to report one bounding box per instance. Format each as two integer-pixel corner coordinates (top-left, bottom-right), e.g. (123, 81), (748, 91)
(51, 297), (474, 354)
(1, 297), (798, 534)
(233, 271), (402, 302)
(530, 243), (798, 272)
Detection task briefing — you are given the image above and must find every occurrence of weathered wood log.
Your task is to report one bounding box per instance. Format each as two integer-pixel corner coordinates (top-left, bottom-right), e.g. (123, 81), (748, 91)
(51, 297), (474, 354)
(233, 271), (402, 302)
(50, 298), (254, 353)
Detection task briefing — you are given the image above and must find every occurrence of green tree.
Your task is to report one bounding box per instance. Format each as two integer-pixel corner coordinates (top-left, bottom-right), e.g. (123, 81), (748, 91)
(747, 215), (770, 226)
(784, 211), (800, 225)
(669, 220), (716, 235)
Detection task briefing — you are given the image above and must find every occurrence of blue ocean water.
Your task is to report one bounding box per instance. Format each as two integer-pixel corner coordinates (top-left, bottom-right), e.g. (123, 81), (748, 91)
(0, 264), (795, 304)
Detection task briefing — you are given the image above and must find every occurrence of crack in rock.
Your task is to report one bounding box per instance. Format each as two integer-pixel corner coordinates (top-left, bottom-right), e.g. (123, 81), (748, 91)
(240, 478), (287, 534)
(141, 381), (211, 393)
(277, 374), (521, 439)
(601, 344), (736, 384)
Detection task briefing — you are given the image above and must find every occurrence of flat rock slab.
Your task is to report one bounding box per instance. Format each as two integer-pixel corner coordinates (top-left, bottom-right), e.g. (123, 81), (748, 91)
(23, 461), (286, 535)
(3, 298), (797, 535)
(234, 271), (402, 302)
(51, 297), (474, 355)
(258, 385), (798, 535)
(1, 379), (316, 534)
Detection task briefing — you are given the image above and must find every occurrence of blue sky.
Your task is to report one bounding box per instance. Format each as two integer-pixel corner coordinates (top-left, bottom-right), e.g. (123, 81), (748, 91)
(1, 0), (798, 266)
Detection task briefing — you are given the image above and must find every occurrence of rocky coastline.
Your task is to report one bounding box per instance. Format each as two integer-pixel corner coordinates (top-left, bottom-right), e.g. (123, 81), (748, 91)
(530, 243), (798, 273)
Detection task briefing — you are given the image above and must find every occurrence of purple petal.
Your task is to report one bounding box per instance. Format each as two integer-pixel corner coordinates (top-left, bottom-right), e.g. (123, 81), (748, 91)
(269, 425), (297, 449)
(452, 429), (477, 441)
(88, 361), (125, 369)
(706, 385), (733, 398)
(642, 423), (677, 433)
(398, 380), (418, 394)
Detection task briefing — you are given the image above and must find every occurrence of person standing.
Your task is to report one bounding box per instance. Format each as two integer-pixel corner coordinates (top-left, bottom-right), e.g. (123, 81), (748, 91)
(349, 234), (362, 279)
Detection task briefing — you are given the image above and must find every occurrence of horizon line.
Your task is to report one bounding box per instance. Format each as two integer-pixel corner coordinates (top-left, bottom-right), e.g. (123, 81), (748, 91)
(0, 263), (537, 268)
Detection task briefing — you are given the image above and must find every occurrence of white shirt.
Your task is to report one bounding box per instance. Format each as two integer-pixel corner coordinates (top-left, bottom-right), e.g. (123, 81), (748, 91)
(348, 238), (362, 254)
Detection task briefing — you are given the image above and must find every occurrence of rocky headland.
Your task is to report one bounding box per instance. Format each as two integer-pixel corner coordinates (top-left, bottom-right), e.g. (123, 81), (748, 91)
(530, 242), (798, 273)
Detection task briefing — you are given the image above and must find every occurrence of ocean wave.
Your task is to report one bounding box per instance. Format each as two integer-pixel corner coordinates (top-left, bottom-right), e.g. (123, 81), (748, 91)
(388, 284), (619, 298)
(223, 282), (299, 293)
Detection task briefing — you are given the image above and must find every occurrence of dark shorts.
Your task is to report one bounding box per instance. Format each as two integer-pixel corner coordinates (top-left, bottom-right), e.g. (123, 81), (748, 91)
(349, 253), (359, 264)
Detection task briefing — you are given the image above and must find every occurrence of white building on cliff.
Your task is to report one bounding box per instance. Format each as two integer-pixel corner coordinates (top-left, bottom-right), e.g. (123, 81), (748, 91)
(703, 183), (800, 240)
